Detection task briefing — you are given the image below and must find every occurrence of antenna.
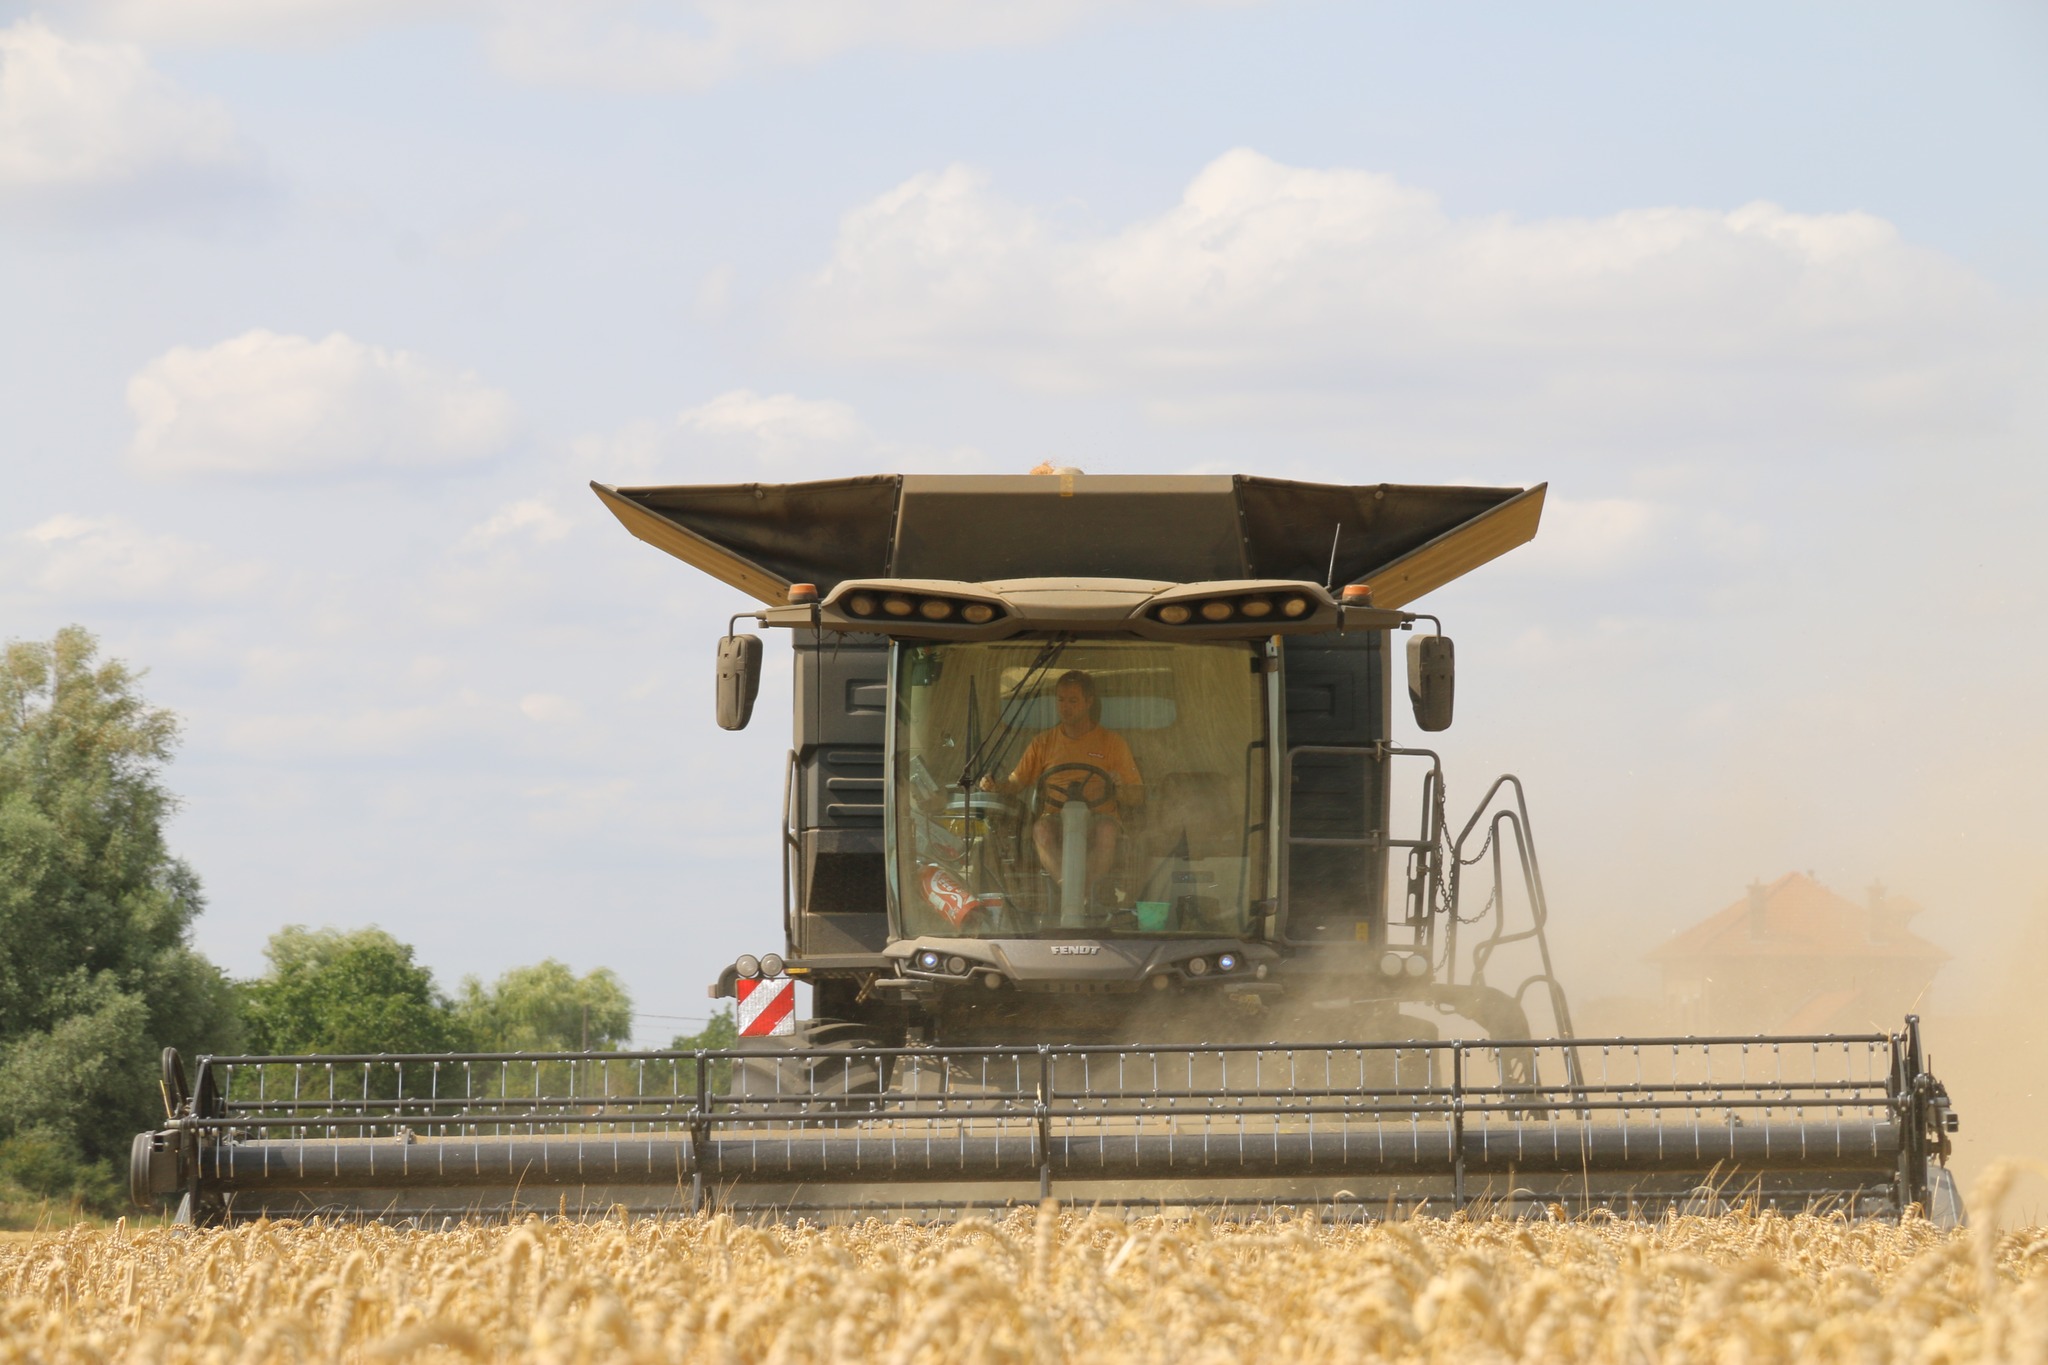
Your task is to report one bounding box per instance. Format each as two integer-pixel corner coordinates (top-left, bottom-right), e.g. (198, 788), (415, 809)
(1325, 523), (1343, 590)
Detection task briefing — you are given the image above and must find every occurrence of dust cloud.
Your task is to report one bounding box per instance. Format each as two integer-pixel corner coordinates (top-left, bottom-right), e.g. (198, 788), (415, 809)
(1925, 902), (2048, 1217)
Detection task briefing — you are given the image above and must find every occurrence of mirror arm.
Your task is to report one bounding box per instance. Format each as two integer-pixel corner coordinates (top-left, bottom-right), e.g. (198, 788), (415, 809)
(727, 611), (766, 637)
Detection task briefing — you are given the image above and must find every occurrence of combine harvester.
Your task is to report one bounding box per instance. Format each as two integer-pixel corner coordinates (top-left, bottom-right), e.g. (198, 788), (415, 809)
(131, 473), (1961, 1223)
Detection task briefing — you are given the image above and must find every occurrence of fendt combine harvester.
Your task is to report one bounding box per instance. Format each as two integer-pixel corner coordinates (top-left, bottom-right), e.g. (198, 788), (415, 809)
(132, 473), (1961, 1225)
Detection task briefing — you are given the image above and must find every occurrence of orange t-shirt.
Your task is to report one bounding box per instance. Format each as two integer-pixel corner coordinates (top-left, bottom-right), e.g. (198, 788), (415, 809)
(1008, 724), (1143, 804)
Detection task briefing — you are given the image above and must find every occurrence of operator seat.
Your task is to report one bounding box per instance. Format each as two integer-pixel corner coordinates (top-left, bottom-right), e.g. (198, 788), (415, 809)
(1142, 771), (1235, 858)
(1135, 771), (1236, 922)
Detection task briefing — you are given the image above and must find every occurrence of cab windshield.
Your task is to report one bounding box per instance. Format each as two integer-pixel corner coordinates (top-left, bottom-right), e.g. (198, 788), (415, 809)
(889, 637), (1272, 939)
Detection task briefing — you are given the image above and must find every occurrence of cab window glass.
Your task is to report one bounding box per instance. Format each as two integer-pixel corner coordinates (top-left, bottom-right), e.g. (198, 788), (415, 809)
(891, 639), (1270, 939)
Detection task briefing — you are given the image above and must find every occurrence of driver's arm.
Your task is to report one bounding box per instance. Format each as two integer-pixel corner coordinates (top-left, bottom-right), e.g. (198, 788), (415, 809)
(981, 737), (1043, 796)
(1112, 737), (1145, 810)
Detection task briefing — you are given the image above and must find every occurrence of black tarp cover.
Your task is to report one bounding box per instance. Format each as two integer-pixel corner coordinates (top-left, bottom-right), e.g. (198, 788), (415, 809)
(593, 473), (1542, 607)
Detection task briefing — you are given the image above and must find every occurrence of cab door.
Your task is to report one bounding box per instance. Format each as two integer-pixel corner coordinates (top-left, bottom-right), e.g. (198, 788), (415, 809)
(1278, 632), (1392, 943)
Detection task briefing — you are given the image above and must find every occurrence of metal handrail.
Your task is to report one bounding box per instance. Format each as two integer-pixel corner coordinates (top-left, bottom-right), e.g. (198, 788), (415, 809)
(188, 1029), (1891, 1068)
(782, 747), (801, 934)
(1449, 775), (1579, 1063)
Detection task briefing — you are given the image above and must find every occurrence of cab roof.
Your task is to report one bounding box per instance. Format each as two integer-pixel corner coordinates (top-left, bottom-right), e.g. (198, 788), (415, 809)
(592, 473), (1544, 609)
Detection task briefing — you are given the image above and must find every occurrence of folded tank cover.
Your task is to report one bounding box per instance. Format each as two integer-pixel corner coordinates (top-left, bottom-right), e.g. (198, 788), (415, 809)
(591, 474), (1544, 609)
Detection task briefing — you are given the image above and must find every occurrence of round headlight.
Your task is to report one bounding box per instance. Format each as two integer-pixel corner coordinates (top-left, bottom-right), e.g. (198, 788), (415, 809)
(983, 971), (1004, 990)
(916, 950), (941, 971)
(1238, 598), (1273, 619)
(846, 593), (877, 617)
(1281, 596), (1311, 618)
(883, 596), (915, 617)
(961, 603), (995, 624)
(946, 955), (968, 975)
(760, 953), (785, 978)
(1199, 600), (1233, 622)
(1185, 956), (1211, 977)
(1217, 952), (1240, 972)
(1157, 603), (1192, 625)
(1403, 953), (1428, 979)
(919, 598), (954, 621)
(1378, 952), (1403, 978)
(736, 954), (761, 980)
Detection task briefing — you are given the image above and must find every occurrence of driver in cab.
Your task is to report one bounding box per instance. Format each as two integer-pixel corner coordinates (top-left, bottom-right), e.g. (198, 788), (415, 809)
(980, 670), (1143, 901)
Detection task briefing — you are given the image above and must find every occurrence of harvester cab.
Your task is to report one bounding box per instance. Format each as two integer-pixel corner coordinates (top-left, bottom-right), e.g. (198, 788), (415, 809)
(591, 472), (1564, 1052)
(125, 469), (1961, 1225)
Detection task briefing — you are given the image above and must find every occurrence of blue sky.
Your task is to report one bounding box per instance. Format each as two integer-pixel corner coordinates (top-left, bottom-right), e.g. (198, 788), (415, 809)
(3, 0), (2045, 1044)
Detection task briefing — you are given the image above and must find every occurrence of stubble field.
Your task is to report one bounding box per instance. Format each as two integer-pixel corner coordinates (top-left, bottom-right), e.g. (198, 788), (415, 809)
(3, 1182), (2045, 1364)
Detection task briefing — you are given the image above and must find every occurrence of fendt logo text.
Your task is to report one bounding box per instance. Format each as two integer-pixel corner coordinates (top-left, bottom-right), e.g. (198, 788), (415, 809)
(1048, 945), (1100, 955)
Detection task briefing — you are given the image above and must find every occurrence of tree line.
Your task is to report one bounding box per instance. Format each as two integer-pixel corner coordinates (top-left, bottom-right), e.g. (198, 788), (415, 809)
(0, 627), (732, 1218)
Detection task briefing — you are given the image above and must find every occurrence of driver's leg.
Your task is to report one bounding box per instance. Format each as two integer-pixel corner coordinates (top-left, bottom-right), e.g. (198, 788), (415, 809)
(1085, 817), (1118, 895)
(1032, 814), (1062, 884)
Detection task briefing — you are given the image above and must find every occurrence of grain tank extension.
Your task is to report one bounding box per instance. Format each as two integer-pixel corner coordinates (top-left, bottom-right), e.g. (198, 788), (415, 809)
(129, 473), (1960, 1223)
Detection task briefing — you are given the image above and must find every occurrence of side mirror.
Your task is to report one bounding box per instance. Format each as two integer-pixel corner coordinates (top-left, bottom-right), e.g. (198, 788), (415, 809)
(1405, 634), (1454, 732)
(716, 634), (763, 731)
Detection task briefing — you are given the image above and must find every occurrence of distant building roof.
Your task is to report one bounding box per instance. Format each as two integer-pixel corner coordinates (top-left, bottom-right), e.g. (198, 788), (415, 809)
(1646, 871), (1949, 965)
(1781, 987), (1863, 1033)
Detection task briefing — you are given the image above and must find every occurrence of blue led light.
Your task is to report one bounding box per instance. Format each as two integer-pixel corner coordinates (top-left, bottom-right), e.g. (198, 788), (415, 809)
(1217, 952), (1240, 972)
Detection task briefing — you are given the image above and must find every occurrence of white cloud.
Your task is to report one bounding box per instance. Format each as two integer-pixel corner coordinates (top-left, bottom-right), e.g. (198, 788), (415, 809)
(9, 514), (262, 601)
(458, 498), (575, 552)
(800, 150), (2038, 448)
(72, 1), (1252, 90)
(127, 330), (518, 479)
(75, 0), (452, 47)
(518, 692), (582, 724)
(679, 389), (864, 450)
(576, 387), (989, 483)
(222, 697), (485, 760)
(0, 18), (252, 207)
(1514, 497), (1663, 577)
(579, 388), (876, 480)
(483, 0), (1164, 91)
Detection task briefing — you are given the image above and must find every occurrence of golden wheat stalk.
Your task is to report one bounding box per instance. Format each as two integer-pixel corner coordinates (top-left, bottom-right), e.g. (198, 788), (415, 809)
(1, 1179), (2043, 1364)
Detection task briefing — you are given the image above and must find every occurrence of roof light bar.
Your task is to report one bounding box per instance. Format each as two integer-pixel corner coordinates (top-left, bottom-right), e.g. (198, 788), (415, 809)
(828, 586), (1006, 629)
(1149, 588), (1327, 628)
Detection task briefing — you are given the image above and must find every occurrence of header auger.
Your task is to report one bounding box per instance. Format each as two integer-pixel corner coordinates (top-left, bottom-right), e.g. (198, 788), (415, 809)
(130, 471), (1960, 1223)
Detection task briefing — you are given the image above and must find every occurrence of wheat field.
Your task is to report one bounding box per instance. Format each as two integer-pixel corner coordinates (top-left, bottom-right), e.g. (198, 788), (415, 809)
(3, 1181), (2045, 1363)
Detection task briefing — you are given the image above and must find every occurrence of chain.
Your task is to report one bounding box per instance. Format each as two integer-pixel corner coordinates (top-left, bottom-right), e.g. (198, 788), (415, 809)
(1428, 776), (1497, 927)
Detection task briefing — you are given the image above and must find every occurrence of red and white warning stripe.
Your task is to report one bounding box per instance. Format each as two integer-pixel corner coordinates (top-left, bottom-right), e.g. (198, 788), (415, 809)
(735, 976), (796, 1037)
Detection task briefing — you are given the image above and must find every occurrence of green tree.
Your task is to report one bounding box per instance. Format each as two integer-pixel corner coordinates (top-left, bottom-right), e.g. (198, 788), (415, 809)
(241, 926), (466, 1055)
(669, 1006), (737, 1054)
(0, 626), (239, 1208)
(455, 960), (634, 1052)
(669, 1006), (737, 1093)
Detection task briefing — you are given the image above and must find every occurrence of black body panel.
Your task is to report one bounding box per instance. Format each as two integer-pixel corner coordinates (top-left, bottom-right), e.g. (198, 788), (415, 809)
(891, 475), (1247, 581)
(1236, 478), (1519, 586)
(791, 633), (890, 956)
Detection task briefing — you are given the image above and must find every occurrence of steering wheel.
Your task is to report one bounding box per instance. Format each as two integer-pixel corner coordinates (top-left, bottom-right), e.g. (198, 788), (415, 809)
(1035, 762), (1118, 813)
